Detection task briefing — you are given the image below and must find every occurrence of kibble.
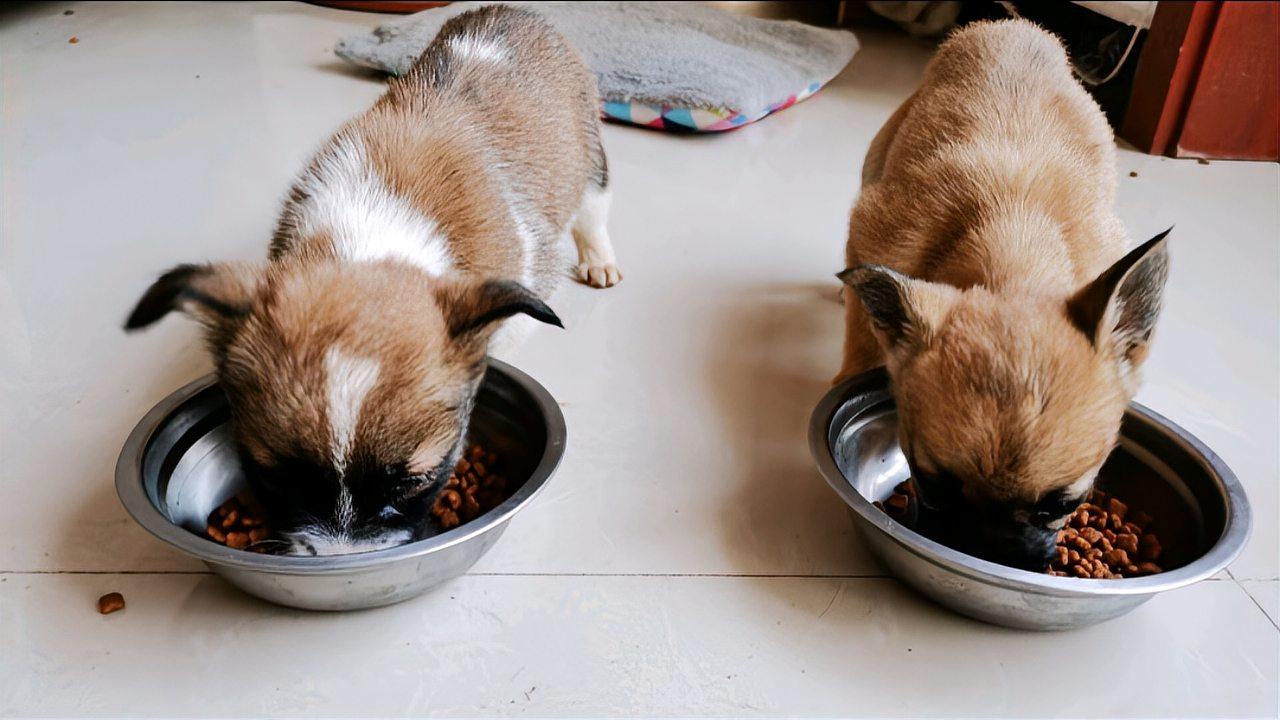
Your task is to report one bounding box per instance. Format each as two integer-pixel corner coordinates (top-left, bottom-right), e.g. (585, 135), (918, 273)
(873, 483), (1164, 579)
(873, 479), (916, 519)
(97, 592), (125, 614)
(430, 443), (509, 530)
(1048, 489), (1163, 579)
(205, 495), (274, 553)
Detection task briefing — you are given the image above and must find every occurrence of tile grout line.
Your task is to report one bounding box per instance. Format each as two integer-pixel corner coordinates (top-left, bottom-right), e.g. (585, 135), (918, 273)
(2, 569), (1271, 580)
(0, 569), (892, 579)
(1226, 568), (1280, 633)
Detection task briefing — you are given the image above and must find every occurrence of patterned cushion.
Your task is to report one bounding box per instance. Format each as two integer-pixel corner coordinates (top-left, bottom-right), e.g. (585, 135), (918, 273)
(336, 2), (859, 133)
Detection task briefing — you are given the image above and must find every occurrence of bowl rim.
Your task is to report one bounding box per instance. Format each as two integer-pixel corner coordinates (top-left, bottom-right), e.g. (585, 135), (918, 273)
(114, 358), (566, 574)
(809, 367), (1252, 598)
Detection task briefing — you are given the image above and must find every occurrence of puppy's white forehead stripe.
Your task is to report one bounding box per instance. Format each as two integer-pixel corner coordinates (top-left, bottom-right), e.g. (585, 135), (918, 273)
(335, 484), (356, 532)
(295, 133), (452, 277)
(324, 347), (380, 477)
(448, 33), (509, 63)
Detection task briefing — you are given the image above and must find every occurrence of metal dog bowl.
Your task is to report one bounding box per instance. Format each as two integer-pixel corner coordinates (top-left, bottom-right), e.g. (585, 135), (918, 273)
(116, 359), (565, 611)
(809, 368), (1251, 630)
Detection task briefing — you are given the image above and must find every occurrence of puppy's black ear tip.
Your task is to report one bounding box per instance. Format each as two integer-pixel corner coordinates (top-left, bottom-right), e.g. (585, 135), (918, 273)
(531, 301), (564, 329)
(123, 308), (162, 331)
(836, 267), (867, 286)
(1137, 227), (1173, 257)
(836, 264), (886, 287)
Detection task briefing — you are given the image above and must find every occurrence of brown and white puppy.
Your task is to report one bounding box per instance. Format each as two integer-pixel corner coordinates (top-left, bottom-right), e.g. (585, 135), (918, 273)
(837, 20), (1169, 570)
(125, 7), (620, 555)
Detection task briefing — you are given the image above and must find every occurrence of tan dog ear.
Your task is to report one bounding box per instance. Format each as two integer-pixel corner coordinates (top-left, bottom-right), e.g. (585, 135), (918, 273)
(436, 278), (563, 340)
(124, 263), (260, 331)
(838, 265), (957, 354)
(1067, 229), (1170, 370)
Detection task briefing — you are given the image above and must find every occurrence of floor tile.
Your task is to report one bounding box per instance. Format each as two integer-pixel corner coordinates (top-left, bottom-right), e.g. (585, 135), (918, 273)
(2, 573), (1275, 717)
(1240, 579), (1279, 629)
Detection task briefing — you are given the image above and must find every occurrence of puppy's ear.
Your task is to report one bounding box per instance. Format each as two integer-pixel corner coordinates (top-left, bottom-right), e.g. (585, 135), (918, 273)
(437, 278), (563, 340)
(124, 263), (260, 331)
(838, 265), (956, 355)
(1067, 229), (1170, 371)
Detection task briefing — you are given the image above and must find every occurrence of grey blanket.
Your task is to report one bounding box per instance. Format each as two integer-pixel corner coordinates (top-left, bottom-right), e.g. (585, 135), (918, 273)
(336, 2), (858, 124)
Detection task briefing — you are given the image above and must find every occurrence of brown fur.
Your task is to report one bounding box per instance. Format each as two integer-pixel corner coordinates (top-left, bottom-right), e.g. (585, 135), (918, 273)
(838, 20), (1169, 511)
(127, 7), (607, 550)
(229, 7), (604, 477)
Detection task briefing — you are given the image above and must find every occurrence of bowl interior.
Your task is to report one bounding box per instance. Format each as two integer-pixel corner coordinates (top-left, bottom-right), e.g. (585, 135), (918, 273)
(140, 367), (550, 545)
(830, 387), (1228, 572)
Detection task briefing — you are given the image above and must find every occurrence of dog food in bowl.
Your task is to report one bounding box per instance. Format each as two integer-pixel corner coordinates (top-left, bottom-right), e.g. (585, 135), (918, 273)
(205, 494), (274, 552)
(198, 444), (512, 552)
(1048, 489), (1162, 578)
(431, 443), (509, 530)
(874, 482), (1163, 578)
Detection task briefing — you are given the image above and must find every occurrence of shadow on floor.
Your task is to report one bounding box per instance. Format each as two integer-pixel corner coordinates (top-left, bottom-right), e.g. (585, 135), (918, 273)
(705, 280), (877, 579)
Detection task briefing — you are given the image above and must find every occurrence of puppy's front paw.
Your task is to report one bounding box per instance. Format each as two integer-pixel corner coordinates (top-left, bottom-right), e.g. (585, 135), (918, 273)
(576, 261), (622, 288)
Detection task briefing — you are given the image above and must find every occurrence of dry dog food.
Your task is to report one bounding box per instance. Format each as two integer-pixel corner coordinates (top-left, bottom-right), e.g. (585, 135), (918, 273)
(1048, 489), (1163, 579)
(874, 482), (1163, 578)
(205, 495), (273, 552)
(430, 443), (509, 530)
(97, 592), (125, 614)
(873, 480), (915, 520)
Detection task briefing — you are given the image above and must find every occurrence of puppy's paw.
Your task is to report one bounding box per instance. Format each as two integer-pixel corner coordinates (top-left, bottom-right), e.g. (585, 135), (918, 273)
(576, 261), (623, 288)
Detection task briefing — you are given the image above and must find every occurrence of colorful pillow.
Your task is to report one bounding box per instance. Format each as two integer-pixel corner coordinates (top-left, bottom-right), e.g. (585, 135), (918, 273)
(335, 1), (859, 133)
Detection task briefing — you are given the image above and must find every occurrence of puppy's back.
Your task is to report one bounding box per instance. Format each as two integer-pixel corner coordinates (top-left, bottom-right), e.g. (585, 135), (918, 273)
(850, 20), (1127, 293)
(281, 6), (604, 297)
(387, 6), (600, 231)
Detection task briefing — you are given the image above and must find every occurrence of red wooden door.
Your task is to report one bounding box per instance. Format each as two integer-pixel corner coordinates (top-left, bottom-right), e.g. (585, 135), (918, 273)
(1121, 1), (1280, 161)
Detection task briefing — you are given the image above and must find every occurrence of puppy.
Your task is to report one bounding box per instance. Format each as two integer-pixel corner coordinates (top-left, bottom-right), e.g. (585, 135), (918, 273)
(837, 20), (1169, 570)
(125, 6), (620, 555)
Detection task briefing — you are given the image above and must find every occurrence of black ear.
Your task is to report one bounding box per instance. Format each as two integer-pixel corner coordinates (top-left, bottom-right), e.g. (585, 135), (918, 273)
(838, 265), (917, 345)
(1067, 229), (1170, 364)
(124, 263), (256, 331)
(838, 264), (963, 354)
(442, 279), (563, 339)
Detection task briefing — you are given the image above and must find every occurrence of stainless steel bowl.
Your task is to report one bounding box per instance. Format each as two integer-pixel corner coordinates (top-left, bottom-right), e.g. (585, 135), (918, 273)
(116, 359), (565, 611)
(809, 368), (1251, 630)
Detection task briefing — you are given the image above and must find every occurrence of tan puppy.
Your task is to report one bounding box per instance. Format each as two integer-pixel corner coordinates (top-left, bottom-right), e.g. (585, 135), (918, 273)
(125, 7), (620, 555)
(837, 19), (1169, 570)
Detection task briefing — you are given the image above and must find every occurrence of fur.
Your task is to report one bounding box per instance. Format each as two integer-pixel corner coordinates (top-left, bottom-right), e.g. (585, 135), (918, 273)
(126, 7), (618, 555)
(837, 20), (1169, 569)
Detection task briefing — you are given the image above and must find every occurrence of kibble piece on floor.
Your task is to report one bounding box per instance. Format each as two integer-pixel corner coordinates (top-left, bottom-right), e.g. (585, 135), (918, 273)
(97, 592), (125, 614)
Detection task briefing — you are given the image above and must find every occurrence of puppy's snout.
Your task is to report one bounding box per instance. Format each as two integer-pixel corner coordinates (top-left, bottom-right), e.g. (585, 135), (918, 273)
(969, 521), (1059, 572)
(913, 482), (1059, 572)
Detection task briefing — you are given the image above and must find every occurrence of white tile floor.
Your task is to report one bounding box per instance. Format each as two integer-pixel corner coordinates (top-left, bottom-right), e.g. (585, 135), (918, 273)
(1, 2), (1276, 717)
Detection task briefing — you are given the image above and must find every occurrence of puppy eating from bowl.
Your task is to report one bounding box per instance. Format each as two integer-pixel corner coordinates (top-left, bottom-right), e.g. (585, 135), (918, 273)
(124, 7), (619, 556)
(836, 20), (1169, 572)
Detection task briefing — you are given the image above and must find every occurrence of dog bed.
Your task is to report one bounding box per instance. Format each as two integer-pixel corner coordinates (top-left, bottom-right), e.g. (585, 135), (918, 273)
(335, 1), (859, 132)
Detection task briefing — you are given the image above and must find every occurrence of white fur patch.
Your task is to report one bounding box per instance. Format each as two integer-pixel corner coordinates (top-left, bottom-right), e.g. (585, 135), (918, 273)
(572, 184), (615, 263)
(497, 177), (541, 288)
(1063, 463), (1103, 500)
(324, 347), (380, 531)
(295, 133), (452, 276)
(284, 527), (412, 556)
(448, 33), (509, 63)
